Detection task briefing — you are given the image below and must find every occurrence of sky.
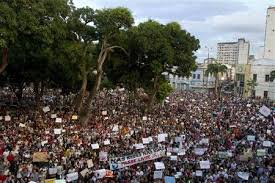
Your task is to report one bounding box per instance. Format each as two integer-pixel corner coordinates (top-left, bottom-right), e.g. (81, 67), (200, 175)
(73, 0), (275, 62)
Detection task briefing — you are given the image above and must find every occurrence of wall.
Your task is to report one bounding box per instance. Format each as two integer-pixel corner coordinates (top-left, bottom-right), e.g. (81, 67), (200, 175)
(264, 7), (275, 60)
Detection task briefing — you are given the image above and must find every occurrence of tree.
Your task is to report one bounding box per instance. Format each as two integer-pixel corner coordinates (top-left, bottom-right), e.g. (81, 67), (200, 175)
(0, 0), (71, 104)
(205, 62), (227, 95)
(79, 7), (134, 123)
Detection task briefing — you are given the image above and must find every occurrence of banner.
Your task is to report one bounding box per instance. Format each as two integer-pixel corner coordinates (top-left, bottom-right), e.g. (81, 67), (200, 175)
(259, 105), (271, 117)
(109, 149), (165, 170)
(32, 152), (48, 162)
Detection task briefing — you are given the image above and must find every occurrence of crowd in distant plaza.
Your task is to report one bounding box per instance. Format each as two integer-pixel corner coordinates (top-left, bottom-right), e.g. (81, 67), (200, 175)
(0, 88), (274, 183)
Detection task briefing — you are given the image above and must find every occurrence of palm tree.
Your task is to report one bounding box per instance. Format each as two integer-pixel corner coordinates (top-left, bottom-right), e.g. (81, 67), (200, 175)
(205, 62), (227, 95)
(247, 79), (257, 97)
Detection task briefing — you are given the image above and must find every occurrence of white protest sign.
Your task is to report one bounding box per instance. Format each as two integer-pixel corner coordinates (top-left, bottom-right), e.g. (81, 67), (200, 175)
(102, 111), (107, 116)
(142, 138), (150, 144)
(247, 135), (255, 141)
(259, 105), (271, 117)
(104, 139), (110, 145)
(55, 180), (66, 183)
(54, 129), (62, 135)
(41, 140), (48, 147)
(99, 151), (108, 162)
(199, 160), (210, 169)
(43, 106), (50, 113)
(134, 143), (144, 150)
(91, 143), (99, 149)
(87, 159), (93, 168)
(55, 118), (62, 123)
(4, 115), (11, 121)
(80, 168), (89, 177)
(178, 149), (185, 156)
(237, 172), (249, 180)
(51, 114), (57, 119)
(154, 162), (165, 170)
(49, 167), (57, 175)
(72, 115), (78, 120)
(0, 116), (2, 120)
(267, 130), (271, 134)
(200, 138), (209, 144)
(66, 172), (78, 182)
(94, 169), (106, 179)
(112, 125), (119, 132)
(170, 156), (177, 161)
(19, 123), (26, 128)
(153, 171), (163, 179)
(194, 148), (205, 155)
(148, 137), (153, 142)
(175, 137), (182, 143)
(195, 170), (203, 177)
(142, 116), (147, 121)
(158, 134), (167, 142)
(257, 149), (266, 156)
(263, 141), (272, 147)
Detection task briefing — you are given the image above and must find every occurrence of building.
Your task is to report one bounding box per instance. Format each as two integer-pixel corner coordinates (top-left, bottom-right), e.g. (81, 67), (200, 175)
(167, 64), (215, 92)
(204, 57), (215, 64)
(251, 59), (275, 100)
(264, 7), (275, 60)
(217, 38), (250, 66)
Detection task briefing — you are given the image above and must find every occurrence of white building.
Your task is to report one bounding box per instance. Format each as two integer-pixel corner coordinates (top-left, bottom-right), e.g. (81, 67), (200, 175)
(167, 64), (215, 92)
(264, 7), (275, 60)
(217, 38), (250, 66)
(251, 59), (275, 100)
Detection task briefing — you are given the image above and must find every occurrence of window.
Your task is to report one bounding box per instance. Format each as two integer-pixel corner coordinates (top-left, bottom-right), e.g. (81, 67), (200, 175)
(253, 74), (257, 82)
(197, 74), (201, 79)
(265, 75), (270, 82)
(193, 74), (196, 79)
(264, 91), (268, 98)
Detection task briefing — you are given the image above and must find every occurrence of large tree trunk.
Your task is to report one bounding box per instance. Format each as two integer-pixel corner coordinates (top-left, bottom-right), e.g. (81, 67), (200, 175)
(214, 75), (218, 95)
(146, 75), (160, 112)
(0, 48), (8, 74)
(80, 44), (108, 124)
(74, 71), (88, 112)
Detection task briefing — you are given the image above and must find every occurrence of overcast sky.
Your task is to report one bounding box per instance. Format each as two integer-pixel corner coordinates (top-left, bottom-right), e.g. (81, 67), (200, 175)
(73, 0), (275, 62)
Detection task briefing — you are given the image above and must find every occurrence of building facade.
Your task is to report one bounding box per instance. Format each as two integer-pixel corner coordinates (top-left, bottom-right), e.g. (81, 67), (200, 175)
(264, 7), (275, 60)
(167, 64), (215, 92)
(251, 59), (275, 100)
(217, 38), (250, 66)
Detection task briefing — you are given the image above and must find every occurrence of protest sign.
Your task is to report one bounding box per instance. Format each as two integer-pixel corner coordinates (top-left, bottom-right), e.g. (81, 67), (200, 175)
(103, 139), (110, 145)
(41, 140), (48, 146)
(199, 160), (210, 169)
(194, 148), (205, 155)
(263, 141), (272, 147)
(4, 115), (11, 121)
(259, 105), (271, 117)
(51, 114), (57, 119)
(142, 138), (150, 144)
(72, 115), (78, 120)
(110, 149), (165, 170)
(257, 149), (266, 156)
(195, 170), (203, 177)
(153, 171), (163, 179)
(200, 138), (209, 144)
(218, 151), (230, 159)
(158, 133), (167, 142)
(55, 118), (62, 123)
(91, 143), (99, 149)
(102, 111), (107, 116)
(43, 106), (50, 113)
(19, 123), (26, 128)
(112, 124), (119, 132)
(66, 172), (78, 182)
(174, 172), (182, 178)
(80, 168), (89, 177)
(134, 143), (144, 149)
(99, 151), (108, 162)
(105, 170), (114, 178)
(0, 116), (2, 120)
(94, 169), (106, 179)
(142, 116), (147, 121)
(239, 155), (248, 161)
(54, 129), (62, 135)
(247, 135), (255, 141)
(164, 176), (175, 183)
(55, 180), (66, 183)
(44, 179), (55, 183)
(49, 167), (57, 175)
(87, 159), (93, 168)
(154, 162), (165, 170)
(32, 152), (48, 162)
(170, 156), (177, 161)
(237, 172), (249, 180)
(267, 129), (271, 134)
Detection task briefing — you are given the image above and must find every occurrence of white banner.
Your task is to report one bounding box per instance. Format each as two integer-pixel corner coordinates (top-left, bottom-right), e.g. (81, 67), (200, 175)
(259, 105), (271, 117)
(109, 149), (165, 170)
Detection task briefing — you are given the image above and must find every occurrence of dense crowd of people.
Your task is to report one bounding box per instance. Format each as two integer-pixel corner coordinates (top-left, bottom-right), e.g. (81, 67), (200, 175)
(0, 88), (274, 183)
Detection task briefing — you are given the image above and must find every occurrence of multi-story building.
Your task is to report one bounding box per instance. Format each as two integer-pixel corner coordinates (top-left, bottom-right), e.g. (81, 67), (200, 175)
(217, 39), (250, 66)
(264, 7), (275, 60)
(167, 64), (215, 92)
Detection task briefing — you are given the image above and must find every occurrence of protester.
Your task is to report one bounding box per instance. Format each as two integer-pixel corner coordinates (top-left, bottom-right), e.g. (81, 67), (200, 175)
(0, 88), (274, 183)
